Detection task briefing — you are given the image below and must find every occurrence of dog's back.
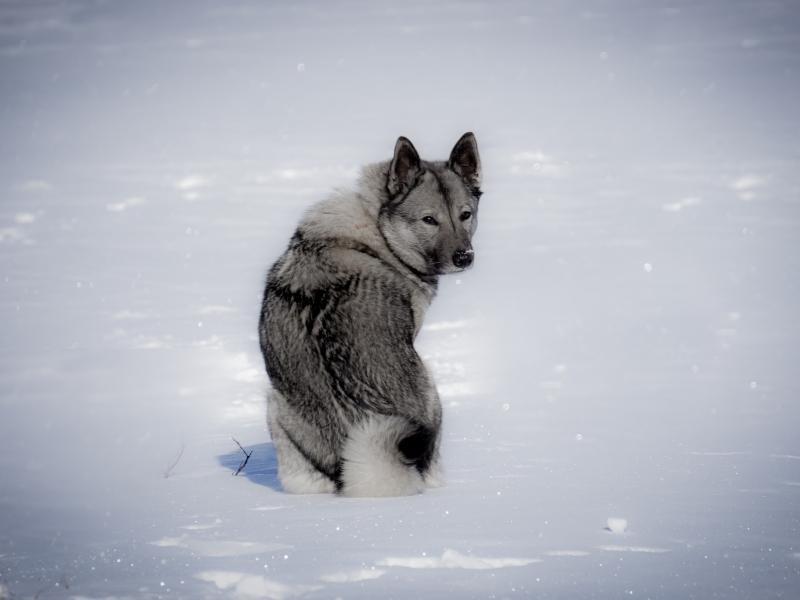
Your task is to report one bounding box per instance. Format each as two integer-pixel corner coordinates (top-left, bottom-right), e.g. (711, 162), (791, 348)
(259, 133), (481, 496)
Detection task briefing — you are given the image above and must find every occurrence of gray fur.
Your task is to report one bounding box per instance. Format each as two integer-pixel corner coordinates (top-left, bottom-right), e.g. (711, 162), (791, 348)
(258, 133), (482, 496)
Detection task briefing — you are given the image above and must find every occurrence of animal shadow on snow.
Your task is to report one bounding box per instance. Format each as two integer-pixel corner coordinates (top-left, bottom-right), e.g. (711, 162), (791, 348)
(217, 442), (282, 492)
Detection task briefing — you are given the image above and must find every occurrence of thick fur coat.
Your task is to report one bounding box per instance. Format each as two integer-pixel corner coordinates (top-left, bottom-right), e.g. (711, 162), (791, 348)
(259, 133), (482, 496)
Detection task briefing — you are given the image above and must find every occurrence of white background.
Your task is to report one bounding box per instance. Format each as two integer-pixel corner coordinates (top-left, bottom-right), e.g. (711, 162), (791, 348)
(1, 1), (799, 598)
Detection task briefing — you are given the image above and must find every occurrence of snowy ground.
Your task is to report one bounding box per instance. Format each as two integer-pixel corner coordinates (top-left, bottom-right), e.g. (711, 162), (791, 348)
(2, 1), (800, 598)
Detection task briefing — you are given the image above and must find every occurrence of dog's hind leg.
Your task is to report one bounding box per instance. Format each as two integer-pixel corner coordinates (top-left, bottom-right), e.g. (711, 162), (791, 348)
(267, 392), (335, 494)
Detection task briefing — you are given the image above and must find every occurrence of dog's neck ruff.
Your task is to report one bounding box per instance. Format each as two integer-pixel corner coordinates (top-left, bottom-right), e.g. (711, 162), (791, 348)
(376, 226), (438, 290)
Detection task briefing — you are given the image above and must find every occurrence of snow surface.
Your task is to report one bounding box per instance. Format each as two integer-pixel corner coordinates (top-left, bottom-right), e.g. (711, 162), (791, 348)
(2, 0), (800, 598)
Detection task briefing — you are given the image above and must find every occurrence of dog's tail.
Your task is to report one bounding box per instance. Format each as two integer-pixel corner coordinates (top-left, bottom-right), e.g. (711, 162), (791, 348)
(339, 415), (436, 497)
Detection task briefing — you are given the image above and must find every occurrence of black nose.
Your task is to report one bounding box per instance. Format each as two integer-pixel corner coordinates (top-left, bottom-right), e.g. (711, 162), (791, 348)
(452, 249), (474, 269)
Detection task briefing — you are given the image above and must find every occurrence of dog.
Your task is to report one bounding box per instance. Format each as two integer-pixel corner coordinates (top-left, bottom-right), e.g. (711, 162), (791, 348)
(258, 132), (482, 496)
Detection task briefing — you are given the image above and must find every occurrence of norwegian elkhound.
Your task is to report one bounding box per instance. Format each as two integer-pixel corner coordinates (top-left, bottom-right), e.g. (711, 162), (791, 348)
(258, 132), (482, 496)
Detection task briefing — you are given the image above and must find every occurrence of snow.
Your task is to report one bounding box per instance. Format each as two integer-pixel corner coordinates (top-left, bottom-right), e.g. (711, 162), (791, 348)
(377, 549), (541, 570)
(596, 545), (670, 555)
(194, 571), (321, 599)
(2, 0), (800, 598)
(605, 518), (628, 534)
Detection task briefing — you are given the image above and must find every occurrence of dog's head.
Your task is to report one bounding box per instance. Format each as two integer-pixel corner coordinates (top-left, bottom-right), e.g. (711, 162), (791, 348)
(378, 132), (482, 277)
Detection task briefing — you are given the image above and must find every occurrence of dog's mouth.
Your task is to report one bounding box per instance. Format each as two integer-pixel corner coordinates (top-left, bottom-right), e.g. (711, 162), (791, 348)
(437, 261), (474, 275)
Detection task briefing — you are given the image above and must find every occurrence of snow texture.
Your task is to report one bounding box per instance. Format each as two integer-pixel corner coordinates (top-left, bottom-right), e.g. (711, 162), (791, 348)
(1, 0), (800, 598)
(377, 549), (541, 570)
(605, 517), (628, 534)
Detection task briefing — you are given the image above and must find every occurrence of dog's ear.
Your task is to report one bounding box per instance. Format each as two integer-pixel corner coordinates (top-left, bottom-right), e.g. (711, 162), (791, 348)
(448, 132), (481, 190)
(388, 136), (421, 197)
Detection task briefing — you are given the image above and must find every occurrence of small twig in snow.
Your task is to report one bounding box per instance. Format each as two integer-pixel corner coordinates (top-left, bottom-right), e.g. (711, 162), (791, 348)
(58, 573), (70, 591)
(163, 442), (185, 478)
(232, 437), (253, 476)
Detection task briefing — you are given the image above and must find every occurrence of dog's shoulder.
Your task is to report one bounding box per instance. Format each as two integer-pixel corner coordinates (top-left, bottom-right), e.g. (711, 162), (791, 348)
(283, 175), (425, 282)
(297, 167), (387, 261)
(266, 165), (436, 335)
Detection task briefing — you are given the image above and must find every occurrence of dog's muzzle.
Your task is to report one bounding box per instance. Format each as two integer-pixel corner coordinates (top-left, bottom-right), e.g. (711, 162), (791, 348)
(452, 249), (474, 269)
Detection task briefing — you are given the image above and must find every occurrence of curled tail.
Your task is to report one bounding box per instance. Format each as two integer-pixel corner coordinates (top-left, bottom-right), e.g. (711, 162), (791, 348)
(339, 415), (437, 497)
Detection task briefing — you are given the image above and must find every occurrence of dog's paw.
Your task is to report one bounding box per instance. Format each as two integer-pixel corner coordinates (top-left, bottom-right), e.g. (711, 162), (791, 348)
(279, 469), (335, 495)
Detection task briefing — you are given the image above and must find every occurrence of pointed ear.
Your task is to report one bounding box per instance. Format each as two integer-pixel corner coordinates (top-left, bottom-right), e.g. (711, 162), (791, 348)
(387, 136), (421, 197)
(448, 132), (481, 189)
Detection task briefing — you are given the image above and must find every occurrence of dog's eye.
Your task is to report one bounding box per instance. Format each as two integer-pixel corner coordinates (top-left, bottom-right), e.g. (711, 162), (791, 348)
(460, 211), (472, 221)
(422, 216), (438, 226)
